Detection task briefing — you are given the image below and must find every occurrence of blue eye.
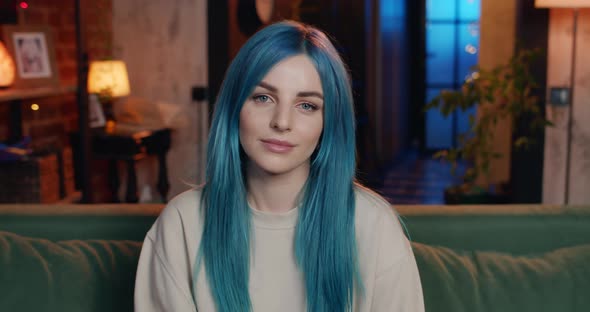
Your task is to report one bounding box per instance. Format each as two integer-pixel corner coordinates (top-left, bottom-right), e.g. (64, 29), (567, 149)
(253, 95), (271, 103)
(299, 102), (317, 111)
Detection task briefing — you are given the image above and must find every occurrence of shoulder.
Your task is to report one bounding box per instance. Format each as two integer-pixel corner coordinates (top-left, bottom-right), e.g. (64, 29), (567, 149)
(167, 187), (203, 214)
(147, 187), (204, 242)
(353, 184), (400, 228)
(354, 184), (395, 215)
(136, 189), (202, 308)
(353, 184), (412, 269)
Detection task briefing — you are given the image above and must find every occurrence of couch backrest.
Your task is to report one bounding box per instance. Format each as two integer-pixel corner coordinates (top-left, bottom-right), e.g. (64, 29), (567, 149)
(397, 204), (590, 254)
(2, 203), (590, 254)
(0, 204), (162, 241)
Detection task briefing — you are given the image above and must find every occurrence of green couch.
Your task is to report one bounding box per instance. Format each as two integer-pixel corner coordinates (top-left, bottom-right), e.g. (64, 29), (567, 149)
(1, 203), (589, 311)
(397, 205), (590, 312)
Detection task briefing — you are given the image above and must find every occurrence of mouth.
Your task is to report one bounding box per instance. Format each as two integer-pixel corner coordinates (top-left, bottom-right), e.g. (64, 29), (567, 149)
(261, 139), (295, 147)
(260, 139), (295, 153)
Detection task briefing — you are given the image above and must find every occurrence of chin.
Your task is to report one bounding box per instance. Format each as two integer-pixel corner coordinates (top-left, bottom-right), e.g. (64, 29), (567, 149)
(257, 164), (300, 176)
(249, 158), (310, 177)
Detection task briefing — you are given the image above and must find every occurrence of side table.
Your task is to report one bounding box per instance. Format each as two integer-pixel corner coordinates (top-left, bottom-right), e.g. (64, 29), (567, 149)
(73, 127), (172, 203)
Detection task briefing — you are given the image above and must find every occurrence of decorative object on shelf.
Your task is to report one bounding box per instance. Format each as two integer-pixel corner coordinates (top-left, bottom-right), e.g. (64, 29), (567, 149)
(425, 48), (554, 204)
(0, 25), (59, 88)
(87, 60), (130, 127)
(535, 0), (590, 204)
(88, 93), (106, 128)
(0, 41), (15, 87)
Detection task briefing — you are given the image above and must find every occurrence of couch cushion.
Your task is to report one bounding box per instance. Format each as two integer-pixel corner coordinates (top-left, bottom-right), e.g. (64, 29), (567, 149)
(412, 242), (590, 312)
(0, 231), (142, 312)
(2, 230), (589, 312)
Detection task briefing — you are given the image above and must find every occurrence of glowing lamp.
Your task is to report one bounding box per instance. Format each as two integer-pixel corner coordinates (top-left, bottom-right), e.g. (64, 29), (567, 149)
(87, 60), (130, 126)
(0, 41), (16, 87)
(535, 0), (590, 7)
(87, 60), (130, 97)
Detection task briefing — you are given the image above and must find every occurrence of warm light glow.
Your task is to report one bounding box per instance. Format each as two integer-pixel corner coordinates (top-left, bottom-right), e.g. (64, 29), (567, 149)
(535, 0), (590, 8)
(105, 120), (117, 134)
(464, 71), (480, 83)
(31, 104), (39, 111)
(19, 2), (28, 9)
(87, 60), (131, 97)
(0, 42), (16, 87)
(465, 44), (478, 54)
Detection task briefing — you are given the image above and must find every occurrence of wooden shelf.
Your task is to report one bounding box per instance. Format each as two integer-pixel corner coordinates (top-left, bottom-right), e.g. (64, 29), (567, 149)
(1, 84), (78, 143)
(0, 85), (77, 102)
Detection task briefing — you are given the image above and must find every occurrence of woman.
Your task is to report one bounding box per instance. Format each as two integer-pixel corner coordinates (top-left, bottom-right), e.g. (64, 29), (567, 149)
(134, 21), (424, 312)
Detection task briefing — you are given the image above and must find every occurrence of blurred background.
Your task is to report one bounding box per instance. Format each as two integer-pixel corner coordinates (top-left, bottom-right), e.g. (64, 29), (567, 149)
(0, 0), (588, 206)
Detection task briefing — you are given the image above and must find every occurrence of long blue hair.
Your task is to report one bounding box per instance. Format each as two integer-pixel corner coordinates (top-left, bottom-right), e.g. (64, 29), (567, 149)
(198, 20), (361, 311)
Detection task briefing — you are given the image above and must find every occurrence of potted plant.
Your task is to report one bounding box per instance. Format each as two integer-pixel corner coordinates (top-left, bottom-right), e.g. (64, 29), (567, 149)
(425, 48), (553, 204)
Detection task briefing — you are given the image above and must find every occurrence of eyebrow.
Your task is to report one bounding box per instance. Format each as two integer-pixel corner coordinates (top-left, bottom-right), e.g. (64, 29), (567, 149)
(257, 81), (324, 100)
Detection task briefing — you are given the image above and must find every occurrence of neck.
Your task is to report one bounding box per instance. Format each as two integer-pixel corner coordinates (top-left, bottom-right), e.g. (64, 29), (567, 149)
(246, 164), (309, 213)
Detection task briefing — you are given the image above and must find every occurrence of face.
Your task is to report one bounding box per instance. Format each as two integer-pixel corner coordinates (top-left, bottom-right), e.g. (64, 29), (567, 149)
(239, 54), (324, 178)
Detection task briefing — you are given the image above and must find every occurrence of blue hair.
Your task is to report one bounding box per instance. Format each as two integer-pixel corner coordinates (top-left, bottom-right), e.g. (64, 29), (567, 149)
(198, 21), (362, 311)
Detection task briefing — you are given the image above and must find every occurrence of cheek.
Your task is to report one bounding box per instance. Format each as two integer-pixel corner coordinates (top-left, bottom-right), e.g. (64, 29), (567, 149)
(305, 118), (324, 146)
(239, 109), (253, 138)
(239, 108), (262, 154)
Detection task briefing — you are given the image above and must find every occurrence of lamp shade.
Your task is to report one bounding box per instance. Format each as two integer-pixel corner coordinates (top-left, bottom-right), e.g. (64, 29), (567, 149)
(87, 60), (130, 97)
(535, 0), (590, 8)
(0, 41), (16, 87)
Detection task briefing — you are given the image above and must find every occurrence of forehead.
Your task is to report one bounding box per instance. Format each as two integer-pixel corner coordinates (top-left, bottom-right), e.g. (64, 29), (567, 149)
(259, 54), (323, 93)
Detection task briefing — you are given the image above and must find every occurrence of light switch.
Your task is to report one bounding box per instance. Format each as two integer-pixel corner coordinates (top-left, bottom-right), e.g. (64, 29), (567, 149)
(549, 87), (570, 106)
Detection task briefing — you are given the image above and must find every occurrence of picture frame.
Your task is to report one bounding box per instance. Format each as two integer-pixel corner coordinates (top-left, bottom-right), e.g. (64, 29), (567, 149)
(88, 94), (106, 128)
(0, 25), (59, 88)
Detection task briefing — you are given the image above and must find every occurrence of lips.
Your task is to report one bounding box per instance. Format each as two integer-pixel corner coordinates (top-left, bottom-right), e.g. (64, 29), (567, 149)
(261, 139), (295, 153)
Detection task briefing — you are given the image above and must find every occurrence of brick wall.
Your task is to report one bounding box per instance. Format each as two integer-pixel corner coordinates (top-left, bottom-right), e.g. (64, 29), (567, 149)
(22, 0), (113, 83)
(1, 0), (114, 202)
(12, 0), (113, 149)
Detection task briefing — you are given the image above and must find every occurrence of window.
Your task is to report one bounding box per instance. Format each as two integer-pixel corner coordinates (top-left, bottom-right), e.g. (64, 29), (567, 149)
(425, 0), (480, 149)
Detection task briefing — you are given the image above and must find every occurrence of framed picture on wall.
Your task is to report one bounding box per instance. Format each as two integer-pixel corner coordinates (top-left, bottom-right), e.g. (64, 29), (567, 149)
(1, 25), (59, 88)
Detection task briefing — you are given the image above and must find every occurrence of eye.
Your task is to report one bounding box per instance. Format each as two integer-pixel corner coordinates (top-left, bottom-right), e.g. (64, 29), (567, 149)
(252, 94), (271, 103)
(298, 102), (318, 112)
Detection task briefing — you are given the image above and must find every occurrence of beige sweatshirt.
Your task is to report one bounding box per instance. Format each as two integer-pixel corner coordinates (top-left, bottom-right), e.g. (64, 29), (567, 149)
(134, 187), (424, 311)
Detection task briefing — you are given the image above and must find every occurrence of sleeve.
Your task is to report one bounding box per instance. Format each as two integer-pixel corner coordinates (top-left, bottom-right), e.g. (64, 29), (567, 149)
(370, 248), (425, 312)
(369, 200), (425, 312)
(134, 201), (198, 312)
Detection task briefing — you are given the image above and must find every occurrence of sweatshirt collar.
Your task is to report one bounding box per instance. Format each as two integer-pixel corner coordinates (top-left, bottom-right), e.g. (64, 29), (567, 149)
(249, 205), (299, 229)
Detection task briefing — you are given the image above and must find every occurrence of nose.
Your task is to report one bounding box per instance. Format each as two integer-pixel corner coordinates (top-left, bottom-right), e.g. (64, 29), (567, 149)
(270, 105), (292, 132)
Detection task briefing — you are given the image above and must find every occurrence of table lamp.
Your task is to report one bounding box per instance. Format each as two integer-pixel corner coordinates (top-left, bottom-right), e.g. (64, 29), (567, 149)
(87, 60), (131, 127)
(0, 41), (16, 87)
(535, 0), (590, 204)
